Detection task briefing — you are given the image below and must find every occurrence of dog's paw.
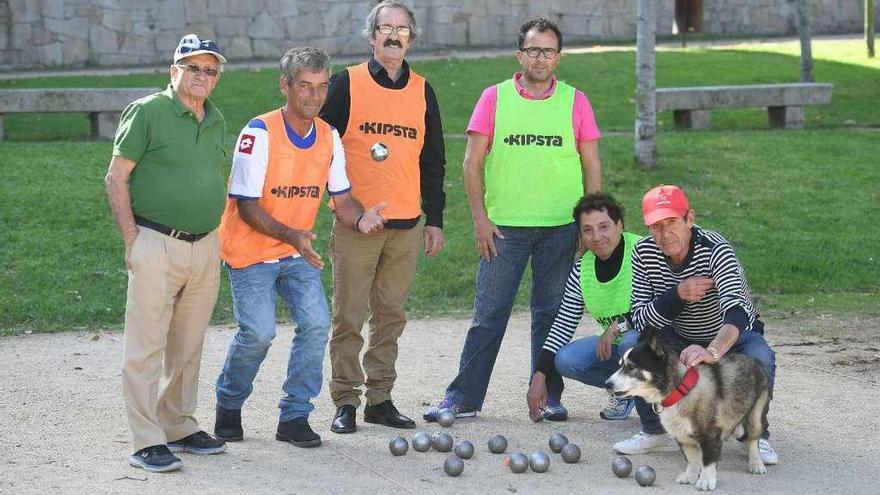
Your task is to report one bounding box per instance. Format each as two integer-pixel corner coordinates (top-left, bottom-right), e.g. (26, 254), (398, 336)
(677, 471), (698, 484)
(696, 473), (717, 491)
(749, 460), (767, 475)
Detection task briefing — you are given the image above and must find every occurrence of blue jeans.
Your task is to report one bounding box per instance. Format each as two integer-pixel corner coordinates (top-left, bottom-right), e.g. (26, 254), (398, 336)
(618, 326), (776, 438)
(445, 223), (578, 410)
(555, 334), (622, 388)
(216, 256), (331, 422)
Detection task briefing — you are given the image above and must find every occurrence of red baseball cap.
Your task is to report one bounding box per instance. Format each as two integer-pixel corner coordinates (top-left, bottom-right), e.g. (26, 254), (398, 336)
(642, 184), (690, 226)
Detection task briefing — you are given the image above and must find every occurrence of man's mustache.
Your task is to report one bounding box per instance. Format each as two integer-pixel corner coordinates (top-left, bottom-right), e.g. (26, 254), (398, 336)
(383, 39), (403, 48)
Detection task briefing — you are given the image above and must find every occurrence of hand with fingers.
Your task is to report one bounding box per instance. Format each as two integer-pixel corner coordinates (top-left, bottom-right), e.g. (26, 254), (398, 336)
(597, 325), (618, 361)
(357, 202), (387, 234)
(284, 229), (323, 269)
(526, 371), (547, 422)
(680, 344), (716, 367)
(424, 225), (444, 257)
(473, 215), (504, 261)
(677, 276), (715, 303)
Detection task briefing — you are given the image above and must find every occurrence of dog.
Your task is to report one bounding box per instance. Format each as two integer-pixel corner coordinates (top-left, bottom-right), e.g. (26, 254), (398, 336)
(605, 327), (770, 491)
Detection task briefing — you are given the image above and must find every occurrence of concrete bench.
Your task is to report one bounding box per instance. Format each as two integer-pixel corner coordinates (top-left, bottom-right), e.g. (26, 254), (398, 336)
(656, 83), (833, 130)
(0, 87), (160, 141)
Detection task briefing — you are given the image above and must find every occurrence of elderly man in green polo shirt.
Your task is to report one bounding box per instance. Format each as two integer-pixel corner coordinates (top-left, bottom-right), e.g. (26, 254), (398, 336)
(105, 34), (229, 473)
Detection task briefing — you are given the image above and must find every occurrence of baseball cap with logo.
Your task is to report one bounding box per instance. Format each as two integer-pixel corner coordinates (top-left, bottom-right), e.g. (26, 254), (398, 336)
(642, 184), (690, 226)
(173, 34), (227, 64)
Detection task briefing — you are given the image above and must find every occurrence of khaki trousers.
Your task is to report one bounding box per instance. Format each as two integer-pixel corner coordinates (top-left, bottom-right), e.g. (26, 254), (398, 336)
(329, 220), (420, 407)
(121, 227), (220, 453)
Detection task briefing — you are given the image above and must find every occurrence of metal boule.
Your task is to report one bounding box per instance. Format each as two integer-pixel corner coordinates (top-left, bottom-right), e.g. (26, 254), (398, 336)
(444, 455), (465, 477)
(370, 142), (389, 161)
(433, 433), (453, 452)
(507, 452), (529, 473)
(437, 410), (456, 428)
(529, 451), (551, 473)
(454, 440), (474, 459)
(549, 433), (569, 453)
(487, 434), (508, 454)
(412, 432), (432, 452)
(560, 443), (581, 463)
(612, 456), (633, 477)
(635, 465), (656, 486)
(389, 436), (408, 456)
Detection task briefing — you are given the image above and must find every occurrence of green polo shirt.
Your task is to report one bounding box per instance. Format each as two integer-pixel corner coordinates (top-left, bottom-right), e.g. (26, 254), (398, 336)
(113, 85), (227, 233)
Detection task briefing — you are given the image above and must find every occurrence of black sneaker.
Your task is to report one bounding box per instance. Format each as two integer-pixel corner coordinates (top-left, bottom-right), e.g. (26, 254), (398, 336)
(214, 405), (244, 441)
(276, 417), (322, 448)
(128, 445), (183, 473)
(168, 430), (227, 455)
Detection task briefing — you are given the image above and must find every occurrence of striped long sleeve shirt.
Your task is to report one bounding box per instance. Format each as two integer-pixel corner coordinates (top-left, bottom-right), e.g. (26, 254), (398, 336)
(630, 225), (760, 343)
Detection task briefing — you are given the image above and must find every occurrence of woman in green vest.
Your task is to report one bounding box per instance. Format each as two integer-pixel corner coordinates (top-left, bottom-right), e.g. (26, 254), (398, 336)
(527, 193), (638, 421)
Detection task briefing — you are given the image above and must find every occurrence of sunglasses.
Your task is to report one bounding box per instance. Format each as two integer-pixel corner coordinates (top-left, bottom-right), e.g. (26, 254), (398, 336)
(176, 64), (219, 77)
(376, 24), (411, 37)
(520, 47), (560, 59)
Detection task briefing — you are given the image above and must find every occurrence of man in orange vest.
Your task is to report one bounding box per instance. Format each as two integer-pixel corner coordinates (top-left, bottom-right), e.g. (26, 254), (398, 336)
(213, 47), (386, 448)
(320, 0), (446, 434)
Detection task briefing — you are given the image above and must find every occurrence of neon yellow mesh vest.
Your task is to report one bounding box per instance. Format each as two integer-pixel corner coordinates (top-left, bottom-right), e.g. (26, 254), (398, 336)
(484, 78), (583, 226)
(580, 232), (642, 337)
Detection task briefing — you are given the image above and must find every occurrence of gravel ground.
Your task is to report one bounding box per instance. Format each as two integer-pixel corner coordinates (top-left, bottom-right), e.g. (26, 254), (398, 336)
(2, 313), (879, 494)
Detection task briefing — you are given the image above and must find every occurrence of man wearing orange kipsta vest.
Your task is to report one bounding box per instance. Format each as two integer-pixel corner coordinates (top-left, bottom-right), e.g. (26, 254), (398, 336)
(213, 47), (386, 449)
(319, 0), (446, 434)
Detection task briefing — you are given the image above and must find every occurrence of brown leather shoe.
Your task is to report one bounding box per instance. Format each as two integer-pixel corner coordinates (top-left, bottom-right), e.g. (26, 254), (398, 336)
(330, 405), (357, 434)
(363, 400), (416, 429)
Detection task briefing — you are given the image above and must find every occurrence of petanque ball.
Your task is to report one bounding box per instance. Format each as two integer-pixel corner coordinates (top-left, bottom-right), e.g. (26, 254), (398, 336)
(412, 432), (432, 452)
(507, 452), (529, 473)
(437, 410), (456, 428)
(635, 465), (656, 486)
(612, 456), (633, 477)
(548, 433), (569, 453)
(560, 443), (581, 463)
(444, 455), (465, 477)
(389, 436), (408, 456)
(370, 142), (389, 161)
(433, 433), (453, 452)
(488, 434), (508, 454)
(454, 440), (474, 459)
(529, 451), (551, 473)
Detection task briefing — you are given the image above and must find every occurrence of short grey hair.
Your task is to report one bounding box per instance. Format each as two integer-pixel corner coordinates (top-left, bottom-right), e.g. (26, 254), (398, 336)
(280, 46), (331, 84)
(362, 0), (420, 42)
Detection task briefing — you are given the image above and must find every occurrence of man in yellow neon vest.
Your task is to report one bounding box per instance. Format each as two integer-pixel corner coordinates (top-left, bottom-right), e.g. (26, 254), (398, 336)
(426, 17), (602, 422)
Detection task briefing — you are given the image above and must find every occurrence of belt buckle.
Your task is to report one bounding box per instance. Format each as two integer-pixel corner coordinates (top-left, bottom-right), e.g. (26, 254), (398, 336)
(169, 228), (192, 240)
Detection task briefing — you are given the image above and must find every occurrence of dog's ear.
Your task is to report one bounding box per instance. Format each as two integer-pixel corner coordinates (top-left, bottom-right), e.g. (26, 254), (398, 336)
(639, 326), (665, 356)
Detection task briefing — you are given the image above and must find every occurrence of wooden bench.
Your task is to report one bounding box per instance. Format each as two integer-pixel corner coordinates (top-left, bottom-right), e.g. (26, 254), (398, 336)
(0, 88), (161, 141)
(656, 83), (833, 130)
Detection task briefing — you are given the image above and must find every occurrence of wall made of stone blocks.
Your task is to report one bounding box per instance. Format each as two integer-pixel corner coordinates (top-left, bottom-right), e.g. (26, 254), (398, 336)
(0, 0), (876, 70)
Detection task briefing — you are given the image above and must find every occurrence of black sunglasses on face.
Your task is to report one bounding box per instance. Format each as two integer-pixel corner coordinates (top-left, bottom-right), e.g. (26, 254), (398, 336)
(176, 64), (219, 77)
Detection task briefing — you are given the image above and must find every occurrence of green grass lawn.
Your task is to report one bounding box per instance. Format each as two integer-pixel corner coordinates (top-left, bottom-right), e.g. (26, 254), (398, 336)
(1, 39), (878, 333)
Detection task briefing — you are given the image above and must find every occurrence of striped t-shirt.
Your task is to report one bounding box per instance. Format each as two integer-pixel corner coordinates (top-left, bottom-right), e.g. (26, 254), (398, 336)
(630, 225), (759, 342)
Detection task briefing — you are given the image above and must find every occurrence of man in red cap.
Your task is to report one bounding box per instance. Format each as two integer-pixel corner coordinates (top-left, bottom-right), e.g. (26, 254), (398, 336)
(611, 184), (779, 466)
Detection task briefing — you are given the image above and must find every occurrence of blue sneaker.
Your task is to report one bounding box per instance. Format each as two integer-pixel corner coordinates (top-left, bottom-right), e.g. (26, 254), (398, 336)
(542, 398), (569, 421)
(600, 393), (635, 420)
(423, 396), (477, 422)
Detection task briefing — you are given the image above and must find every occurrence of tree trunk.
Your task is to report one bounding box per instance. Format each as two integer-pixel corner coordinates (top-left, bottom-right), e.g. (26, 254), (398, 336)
(635, 0), (658, 169)
(868, 0), (876, 58)
(796, 0), (814, 82)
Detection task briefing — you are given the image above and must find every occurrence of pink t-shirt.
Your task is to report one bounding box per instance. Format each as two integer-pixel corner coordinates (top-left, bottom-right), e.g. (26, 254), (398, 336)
(467, 72), (602, 147)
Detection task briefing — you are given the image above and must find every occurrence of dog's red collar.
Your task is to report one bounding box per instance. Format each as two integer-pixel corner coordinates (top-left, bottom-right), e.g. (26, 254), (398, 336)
(661, 366), (700, 407)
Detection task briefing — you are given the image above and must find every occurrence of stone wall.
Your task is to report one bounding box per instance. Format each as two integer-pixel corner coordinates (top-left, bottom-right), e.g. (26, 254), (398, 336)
(0, 0), (876, 70)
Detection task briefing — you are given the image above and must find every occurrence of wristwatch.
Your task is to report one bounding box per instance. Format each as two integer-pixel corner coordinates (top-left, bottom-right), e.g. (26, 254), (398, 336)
(614, 316), (631, 333)
(706, 346), (720, 361)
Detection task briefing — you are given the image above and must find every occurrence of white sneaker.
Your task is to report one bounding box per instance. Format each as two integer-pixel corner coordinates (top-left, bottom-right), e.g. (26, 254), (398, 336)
(758, 439), (779, 465)
(614, 431), (679, 455)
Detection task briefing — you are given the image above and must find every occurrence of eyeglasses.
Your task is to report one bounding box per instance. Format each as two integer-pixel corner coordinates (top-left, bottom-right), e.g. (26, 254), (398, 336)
(520, 47), (560, 59)
(176, 64), (219, 77)
(376, 24), (412, 37)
